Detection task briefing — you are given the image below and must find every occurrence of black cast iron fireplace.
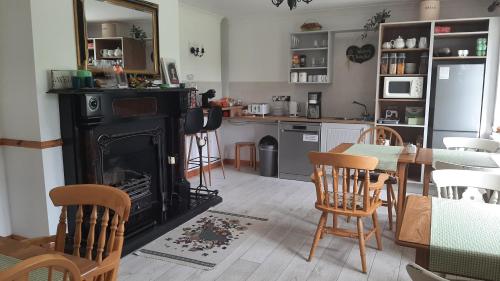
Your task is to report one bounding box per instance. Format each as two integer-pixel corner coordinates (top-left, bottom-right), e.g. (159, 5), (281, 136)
(49, 88), (221, 255)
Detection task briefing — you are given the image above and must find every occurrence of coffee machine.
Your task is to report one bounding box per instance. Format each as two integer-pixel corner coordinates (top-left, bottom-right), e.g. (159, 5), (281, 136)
(307, 92), (322, 119)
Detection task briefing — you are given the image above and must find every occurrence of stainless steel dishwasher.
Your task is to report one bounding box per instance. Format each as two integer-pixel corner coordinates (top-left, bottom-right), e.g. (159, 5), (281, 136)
(279, 122), (321, 181)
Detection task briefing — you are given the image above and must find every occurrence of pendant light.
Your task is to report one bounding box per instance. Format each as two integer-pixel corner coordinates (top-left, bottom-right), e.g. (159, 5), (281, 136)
(272, 0), (313, 10)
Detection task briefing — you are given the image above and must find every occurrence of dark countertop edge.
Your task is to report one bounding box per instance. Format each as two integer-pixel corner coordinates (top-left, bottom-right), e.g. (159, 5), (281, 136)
(47, 87), (193, 95)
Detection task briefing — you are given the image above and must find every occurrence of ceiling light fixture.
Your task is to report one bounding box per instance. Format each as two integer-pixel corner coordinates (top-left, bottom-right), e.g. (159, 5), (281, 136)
(272, 0), (313, 10)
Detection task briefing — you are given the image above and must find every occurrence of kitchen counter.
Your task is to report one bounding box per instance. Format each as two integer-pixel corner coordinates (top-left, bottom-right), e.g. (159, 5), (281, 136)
(225, 115), (374, 125)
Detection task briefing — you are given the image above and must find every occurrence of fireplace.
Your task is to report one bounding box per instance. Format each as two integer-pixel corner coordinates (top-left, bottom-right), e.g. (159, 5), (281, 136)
(49, 88), (221, 254)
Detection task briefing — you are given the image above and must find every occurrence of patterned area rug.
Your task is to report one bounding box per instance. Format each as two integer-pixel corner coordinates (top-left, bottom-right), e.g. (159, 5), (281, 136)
(135, 209), (268, 270)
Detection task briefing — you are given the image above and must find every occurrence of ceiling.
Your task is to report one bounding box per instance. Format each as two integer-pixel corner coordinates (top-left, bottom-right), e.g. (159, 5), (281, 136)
(180, 0), (416, 16)
(85, 0), (152, 22)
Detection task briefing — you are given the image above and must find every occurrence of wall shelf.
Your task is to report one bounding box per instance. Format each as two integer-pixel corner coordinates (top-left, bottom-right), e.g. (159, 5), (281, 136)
(290, 67), (327, 70)
(380, 74), (427, 77)
(433, 56), (487, 61)
(376, 123), (425, 128)
(381, 48), (429, 53)
(434, 31), (489, 38)
(291, 47), (328, 51)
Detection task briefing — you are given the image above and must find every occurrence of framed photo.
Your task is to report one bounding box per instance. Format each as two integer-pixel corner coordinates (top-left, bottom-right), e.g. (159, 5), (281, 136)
(161, 58), (179, 87)
(50, 70), (73, 89)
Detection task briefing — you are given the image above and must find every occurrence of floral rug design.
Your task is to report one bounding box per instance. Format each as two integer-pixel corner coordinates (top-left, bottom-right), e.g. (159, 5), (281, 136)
(136, 209), (268, 270)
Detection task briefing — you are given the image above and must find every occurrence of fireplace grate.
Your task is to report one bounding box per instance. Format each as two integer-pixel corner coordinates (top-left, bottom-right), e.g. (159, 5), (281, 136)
(111, 170), (153, 216)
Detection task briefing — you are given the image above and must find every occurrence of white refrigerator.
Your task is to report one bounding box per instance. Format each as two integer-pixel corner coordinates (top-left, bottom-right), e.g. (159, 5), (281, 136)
(431, 64), (485, 149)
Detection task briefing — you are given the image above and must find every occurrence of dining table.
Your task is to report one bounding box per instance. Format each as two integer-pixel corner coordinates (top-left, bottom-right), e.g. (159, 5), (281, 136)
(416, 147), (500, 196)
(0, 236), (97, 279)
(329, 143), (417, 236)
(398, 195), (500, 281)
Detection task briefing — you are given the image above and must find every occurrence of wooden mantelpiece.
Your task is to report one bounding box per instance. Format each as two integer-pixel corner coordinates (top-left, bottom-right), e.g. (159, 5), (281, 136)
(0, 138), (63, 149)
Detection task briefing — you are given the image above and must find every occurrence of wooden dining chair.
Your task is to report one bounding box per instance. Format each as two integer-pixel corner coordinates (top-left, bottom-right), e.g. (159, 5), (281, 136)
(406, 263), (449, 281)
(22, 185), (131, 281)
(308, 152), (389, 273)
(356, 126), (403, 230)
(432, 168), (500, 203)
(443, 137), (500, 152)
(0, 254), (81, 281)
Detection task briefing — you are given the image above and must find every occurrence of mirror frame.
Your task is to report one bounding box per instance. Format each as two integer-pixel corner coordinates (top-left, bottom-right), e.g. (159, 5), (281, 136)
(73, 0), (160, 75)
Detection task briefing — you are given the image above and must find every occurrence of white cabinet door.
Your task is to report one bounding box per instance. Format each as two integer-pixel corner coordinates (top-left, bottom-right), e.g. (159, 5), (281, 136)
(321, 123), (372, 152)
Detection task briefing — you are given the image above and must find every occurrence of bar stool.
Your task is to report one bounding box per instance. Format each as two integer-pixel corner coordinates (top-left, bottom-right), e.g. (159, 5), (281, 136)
(200, 106), (225, 186)
(185, 107), (207, 185)
(235, 142), (257, 171)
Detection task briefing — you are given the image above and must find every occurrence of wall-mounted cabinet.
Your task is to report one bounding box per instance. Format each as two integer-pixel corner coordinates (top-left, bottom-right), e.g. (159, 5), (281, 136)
(289, 31), (331, 84)
(87, 37), (148, 72)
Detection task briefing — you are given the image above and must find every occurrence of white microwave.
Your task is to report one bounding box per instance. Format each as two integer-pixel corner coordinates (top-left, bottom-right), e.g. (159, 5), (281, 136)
(383, 77), (424, 99)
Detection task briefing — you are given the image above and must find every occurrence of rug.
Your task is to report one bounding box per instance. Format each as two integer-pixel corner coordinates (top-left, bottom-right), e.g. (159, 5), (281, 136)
(135, 209), (268, 270)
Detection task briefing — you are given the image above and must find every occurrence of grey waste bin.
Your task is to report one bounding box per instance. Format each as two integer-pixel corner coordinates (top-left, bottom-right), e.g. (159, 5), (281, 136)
(259, 135), (278, 177)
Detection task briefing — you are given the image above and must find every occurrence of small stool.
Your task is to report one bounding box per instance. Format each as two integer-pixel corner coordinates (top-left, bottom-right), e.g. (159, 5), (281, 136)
(235, 142), (256, 171)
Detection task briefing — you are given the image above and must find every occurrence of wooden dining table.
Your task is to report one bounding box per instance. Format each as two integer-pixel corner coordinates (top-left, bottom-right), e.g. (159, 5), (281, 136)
(398, 195), (500, 280)
(416, 147), (500, 196)
(0, 237), (97, 278)
(329, 143), (417, 235)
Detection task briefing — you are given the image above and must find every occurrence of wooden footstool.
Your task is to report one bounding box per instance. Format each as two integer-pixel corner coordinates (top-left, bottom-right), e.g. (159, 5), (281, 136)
(235, 142), (256, 170)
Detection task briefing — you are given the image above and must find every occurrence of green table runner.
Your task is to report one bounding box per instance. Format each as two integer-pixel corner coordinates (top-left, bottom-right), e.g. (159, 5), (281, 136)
(432, 149), (499, 168)
(0, 254), (63, 281)
(430, 198), (500, 281)
(343, 144), (403, 172)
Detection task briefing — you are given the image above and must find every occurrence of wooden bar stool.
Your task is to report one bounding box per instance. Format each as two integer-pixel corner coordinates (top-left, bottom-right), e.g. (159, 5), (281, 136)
(235, 142), (257, 170)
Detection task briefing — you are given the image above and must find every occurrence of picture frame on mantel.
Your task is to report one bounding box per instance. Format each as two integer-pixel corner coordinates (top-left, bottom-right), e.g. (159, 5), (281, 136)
(161, 58), (180, 87)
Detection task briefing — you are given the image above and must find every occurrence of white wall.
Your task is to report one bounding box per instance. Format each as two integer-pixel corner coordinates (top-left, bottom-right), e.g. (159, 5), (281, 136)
(223, 0), (498, 118)
(0, 0), (182, 237)
(180, 4), (223, 82)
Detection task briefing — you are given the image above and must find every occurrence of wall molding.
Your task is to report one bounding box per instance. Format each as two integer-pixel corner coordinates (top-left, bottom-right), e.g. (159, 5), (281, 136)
(0, 138), (63, 149)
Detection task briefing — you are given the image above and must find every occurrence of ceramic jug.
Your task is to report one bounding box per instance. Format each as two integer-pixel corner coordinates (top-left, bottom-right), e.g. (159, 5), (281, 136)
(406, 38), (417, 48)
(391, 36), (406, 49)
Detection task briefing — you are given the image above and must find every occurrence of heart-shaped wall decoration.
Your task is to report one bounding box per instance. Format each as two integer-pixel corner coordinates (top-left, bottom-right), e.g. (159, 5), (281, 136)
(346, 44), (375, 63)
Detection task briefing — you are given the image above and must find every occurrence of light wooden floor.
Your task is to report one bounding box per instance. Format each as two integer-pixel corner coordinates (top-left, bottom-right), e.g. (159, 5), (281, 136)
(119, 167), (420, 281)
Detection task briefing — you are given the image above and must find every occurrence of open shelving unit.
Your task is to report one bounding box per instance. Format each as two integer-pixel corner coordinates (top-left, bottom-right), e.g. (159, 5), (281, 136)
(289, 31), (331, 84)
(375, 17), (499, 182)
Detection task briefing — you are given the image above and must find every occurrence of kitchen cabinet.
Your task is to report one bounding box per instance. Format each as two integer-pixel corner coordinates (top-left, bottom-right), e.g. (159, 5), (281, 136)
(320, 123), (372, 152)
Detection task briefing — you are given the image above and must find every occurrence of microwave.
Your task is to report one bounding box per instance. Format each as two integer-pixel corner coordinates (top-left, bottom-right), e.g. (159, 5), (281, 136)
(383, 77), (424, 99)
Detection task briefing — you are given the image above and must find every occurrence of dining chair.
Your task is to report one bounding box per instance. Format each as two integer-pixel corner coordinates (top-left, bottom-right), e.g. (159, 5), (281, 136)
(432, 168), (500, 203)
(442, 137), (500, 152)
(21, 184), (131, 281)
(406, 263), (449, 281)
(308, 152), (389, 273)
(356, 126), (403, 230)
(0, 254), (81, 281)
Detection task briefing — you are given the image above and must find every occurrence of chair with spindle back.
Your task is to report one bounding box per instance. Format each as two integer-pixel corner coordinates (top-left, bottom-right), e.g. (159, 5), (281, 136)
(308, 152), (389, 273)
(22, 185), (131, 281)
(0, 254), (81, 281)
(355, 126), (403, 230)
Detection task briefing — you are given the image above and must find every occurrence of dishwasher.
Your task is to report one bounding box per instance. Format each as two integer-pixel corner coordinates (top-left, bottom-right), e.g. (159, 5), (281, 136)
(279, 122), (321, 181)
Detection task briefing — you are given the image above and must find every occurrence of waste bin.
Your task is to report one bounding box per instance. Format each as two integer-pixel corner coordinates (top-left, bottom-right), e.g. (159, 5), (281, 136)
(259, 135), (278, 177)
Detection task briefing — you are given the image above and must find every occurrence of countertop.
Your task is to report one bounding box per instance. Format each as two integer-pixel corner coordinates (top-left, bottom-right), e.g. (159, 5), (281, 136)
(225, 115), (375, 125)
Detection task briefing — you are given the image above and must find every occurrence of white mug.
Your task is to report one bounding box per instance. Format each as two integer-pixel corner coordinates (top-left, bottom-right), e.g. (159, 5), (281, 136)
(418, 37), (428, 49)
(290, 72), (298, 83)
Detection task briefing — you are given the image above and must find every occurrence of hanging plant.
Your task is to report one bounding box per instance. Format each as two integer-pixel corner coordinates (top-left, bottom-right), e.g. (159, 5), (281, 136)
(361, 9), (391, 40)
(130, 25), (147, 40)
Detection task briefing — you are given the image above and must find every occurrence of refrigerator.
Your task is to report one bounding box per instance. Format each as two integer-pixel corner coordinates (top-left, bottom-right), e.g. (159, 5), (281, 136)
(431, 64), (485, 149)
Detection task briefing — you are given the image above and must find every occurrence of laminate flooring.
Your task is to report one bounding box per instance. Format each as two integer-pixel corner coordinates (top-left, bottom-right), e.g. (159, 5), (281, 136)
(119, 167), (422, 281)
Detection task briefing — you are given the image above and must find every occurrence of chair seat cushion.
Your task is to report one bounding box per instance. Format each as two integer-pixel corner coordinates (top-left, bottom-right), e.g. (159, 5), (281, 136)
(328, 192), (364, 210)
(352, 171), (398, 184)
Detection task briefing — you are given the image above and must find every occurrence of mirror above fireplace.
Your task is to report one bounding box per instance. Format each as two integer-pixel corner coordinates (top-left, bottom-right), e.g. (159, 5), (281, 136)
(74, 0), (159, 74)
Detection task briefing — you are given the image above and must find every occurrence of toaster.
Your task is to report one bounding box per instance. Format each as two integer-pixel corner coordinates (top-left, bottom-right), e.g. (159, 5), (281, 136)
(249, 103), (270, 116)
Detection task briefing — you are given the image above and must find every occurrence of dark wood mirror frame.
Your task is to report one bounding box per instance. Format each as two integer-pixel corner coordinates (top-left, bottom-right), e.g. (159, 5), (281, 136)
(73, 0), (160, 75)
